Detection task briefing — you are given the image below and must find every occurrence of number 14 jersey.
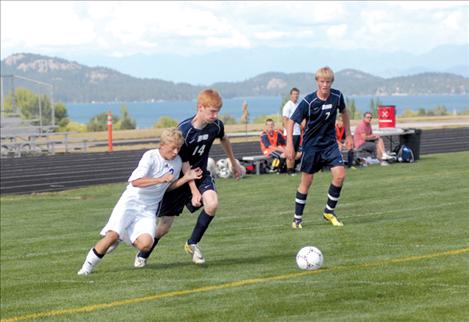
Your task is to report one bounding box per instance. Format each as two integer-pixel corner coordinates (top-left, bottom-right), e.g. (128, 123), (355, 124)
(178, 116), (225, 174)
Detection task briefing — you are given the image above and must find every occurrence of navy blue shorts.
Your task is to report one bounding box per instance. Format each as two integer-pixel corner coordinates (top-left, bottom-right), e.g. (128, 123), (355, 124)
(157, 173), (216, 217)
(299, 144), (344, 174)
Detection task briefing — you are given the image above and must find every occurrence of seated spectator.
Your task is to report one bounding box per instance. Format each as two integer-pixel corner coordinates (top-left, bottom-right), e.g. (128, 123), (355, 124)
(353, 112), (391, 166)
(336, 114), (354, 167)
(260, 119), (287, 172)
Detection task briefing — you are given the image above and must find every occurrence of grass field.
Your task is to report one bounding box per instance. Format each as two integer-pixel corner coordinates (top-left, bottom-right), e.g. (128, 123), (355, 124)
(1, 151), (469, 322)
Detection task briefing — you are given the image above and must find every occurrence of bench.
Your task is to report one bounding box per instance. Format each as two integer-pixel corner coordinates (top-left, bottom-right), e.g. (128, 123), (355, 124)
(1, 130), (89, 157)
(241, 155), (271, 175)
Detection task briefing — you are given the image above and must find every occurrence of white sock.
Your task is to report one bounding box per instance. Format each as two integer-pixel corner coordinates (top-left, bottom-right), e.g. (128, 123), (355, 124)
(80, 248), (103, 273)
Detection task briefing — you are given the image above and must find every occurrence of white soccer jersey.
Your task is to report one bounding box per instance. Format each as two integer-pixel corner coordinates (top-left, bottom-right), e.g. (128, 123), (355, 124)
(282, 100), (301, 136)
(125, 149), (182, 210)
(100, 149), (182, 244)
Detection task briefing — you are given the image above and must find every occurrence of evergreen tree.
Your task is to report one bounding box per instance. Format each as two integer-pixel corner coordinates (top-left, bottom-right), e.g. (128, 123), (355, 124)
(118, 105), (136, 130)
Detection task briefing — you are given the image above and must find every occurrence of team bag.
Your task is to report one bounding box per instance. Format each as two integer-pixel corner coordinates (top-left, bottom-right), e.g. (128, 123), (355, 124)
(394, 144), (415, 163)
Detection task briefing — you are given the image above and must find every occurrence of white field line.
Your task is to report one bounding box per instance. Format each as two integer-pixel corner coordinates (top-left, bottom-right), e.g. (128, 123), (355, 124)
(2, 247), (468, 322)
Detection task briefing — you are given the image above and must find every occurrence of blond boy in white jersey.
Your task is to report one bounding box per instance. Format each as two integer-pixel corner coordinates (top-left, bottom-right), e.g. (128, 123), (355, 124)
(77, 128), (202, 275)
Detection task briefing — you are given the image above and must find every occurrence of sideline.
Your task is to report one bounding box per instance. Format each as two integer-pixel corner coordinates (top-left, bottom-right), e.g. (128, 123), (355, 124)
(2, 247), (468, 322)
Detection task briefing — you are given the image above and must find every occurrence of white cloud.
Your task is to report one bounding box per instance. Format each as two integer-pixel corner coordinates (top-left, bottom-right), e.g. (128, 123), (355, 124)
(254, 31), (288, 41)
(1, 1), (468, 58)
(390, 1), (466, 11)
(326, 24), (348, 41)
(1, 2), (96, 49)
(440, 10), (466, 31)
(203, 33), (251, 49)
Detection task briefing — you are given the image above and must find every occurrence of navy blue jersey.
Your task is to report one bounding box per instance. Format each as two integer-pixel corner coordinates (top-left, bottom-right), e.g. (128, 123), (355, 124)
(178, 116), (225, 174)
(291, 88), (345, 150)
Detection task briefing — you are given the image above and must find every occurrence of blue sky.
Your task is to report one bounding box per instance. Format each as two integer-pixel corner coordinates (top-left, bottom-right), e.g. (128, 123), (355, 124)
(1, 1), (468, 82)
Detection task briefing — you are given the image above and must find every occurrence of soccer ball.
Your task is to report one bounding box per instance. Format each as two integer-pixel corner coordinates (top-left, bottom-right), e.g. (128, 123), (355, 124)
(216, 158), (246, 179)
(296, 246), (323, 270)
(216, 158), (231, 179)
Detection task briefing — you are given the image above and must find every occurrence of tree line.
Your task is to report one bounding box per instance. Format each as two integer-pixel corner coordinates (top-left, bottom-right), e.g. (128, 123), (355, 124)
(3, 88), (137, 132)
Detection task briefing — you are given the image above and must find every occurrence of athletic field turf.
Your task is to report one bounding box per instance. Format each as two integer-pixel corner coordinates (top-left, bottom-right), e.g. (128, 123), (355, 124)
(1, 151), (468, 321)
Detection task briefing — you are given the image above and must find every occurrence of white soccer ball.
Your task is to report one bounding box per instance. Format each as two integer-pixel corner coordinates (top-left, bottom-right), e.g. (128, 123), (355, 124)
(216, 158), (228, 170)
(296, 246), (323, 270)
(215, 158), (247, 179)
(216, 158), (231, 179)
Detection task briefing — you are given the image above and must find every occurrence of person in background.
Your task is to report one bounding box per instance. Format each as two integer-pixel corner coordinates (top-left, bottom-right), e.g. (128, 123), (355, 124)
(282, 87), (303, 175)
(260, 118), (287, 172)
(353, 112), (391, 166)
(336, 114), (354, 168)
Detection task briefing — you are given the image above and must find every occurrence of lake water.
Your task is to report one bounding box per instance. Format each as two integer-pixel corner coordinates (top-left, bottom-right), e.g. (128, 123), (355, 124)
(67, 94), (469, 129)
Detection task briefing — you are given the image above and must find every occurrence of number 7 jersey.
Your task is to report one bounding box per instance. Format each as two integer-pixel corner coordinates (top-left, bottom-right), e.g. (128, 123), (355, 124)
(291, 88), (346, 150)
(178, 116), (225, 174)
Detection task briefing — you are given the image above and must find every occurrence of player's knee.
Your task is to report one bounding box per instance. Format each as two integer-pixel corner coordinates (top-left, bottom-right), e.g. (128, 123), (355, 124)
(334, 177), (345, 186)
(202, 192), (218, 214)
(106, 230), (119, 242)
(204, 201), (218, 215)
(135, 234), (154, 252)
(333, 173), (346, 185)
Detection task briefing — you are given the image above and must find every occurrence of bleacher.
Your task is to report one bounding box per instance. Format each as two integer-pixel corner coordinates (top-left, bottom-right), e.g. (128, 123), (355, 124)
(1, 115), (50, 157)
(1, 114), (91, 158)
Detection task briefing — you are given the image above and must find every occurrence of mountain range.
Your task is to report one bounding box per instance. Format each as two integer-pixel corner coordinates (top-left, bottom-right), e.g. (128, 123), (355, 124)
(58, 43), (469, 83)
(1, 53), (468, 103)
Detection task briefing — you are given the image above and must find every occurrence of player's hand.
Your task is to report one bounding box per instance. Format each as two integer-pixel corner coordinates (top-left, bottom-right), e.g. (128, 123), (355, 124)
(186, 167), (203, 180)
(345, 136), (354, 150)
(232, 162), (242, 181)
(160, 172), (174, 183)
(191, 190), (202, 207)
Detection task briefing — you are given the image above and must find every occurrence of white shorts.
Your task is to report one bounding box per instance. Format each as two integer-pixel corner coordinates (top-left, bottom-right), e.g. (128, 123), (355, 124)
(100, 197), (157, 246)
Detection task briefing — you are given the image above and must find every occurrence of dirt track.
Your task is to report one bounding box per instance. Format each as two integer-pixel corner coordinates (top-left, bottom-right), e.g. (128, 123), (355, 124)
(1, 128), (468, 195)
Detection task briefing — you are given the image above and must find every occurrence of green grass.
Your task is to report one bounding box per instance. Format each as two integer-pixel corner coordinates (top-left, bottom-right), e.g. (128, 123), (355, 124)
(1, 151), (469, 322)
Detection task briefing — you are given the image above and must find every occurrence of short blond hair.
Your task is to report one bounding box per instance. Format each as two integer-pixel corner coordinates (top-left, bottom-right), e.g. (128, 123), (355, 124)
(160, 128), (184, 147)
(315, 66), (335, 82)
(197, 89), (223, 109)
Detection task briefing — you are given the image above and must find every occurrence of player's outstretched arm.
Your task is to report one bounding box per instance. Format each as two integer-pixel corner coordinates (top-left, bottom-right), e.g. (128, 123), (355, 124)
(220, 136), (241, 180)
